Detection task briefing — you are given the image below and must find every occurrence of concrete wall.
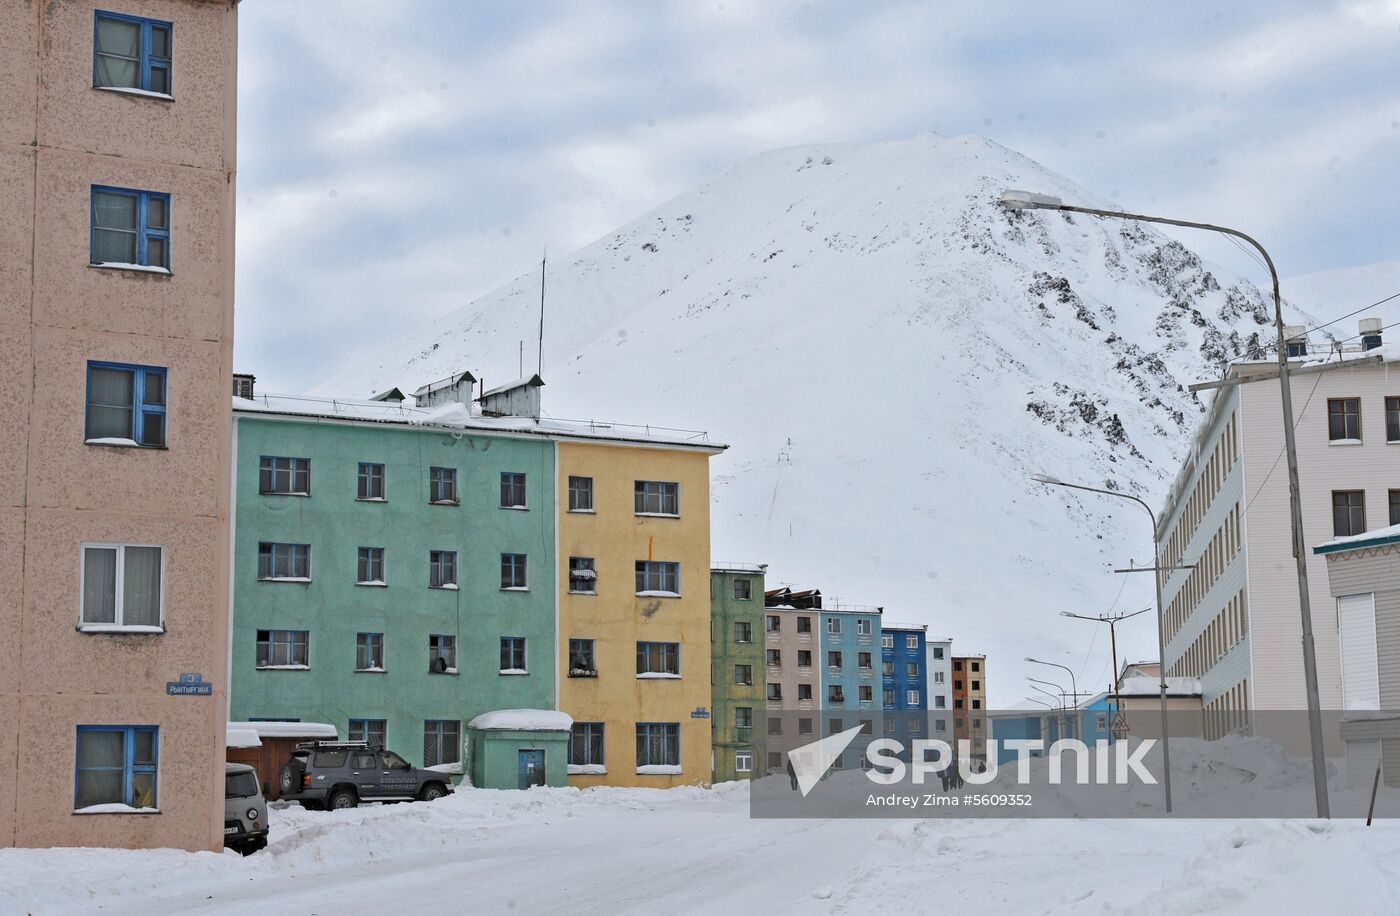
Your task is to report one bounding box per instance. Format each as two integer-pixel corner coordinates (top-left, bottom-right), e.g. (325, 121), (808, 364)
(765, 605), (821, 714)
(710, 568), (765, 782)
(3, 0), (235, 852)
(467, 728), (568, 790)
(229, 417), (557, 767)
(557, 441), (715, 787)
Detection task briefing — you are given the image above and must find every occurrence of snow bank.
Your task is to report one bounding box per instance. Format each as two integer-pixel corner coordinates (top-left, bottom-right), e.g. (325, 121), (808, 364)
(467, 709), (573, 731)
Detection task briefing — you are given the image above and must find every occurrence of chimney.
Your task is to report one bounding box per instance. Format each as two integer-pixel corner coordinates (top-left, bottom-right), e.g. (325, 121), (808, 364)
(1359, 317), (1383, 351)
(413, 371), (477, 409)
(1283, 325), (1308, 359)
(232, 373), (255, 400)
(479, 373), (544, 420)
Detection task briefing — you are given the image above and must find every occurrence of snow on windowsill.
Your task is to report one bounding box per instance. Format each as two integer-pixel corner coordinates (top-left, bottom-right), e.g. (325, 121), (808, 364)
(501, 586), (529, 592)
(425, 762), (463, 775)
(567, 509), (596, 514)
(74, 804), (159, 815)
(94, 85), (174, 101)
(635, 765), (682, 775)
(635, 512), (680, 519)
(432, 583), (459, 591)
(635, 591), (681, 598)
(356, 497), (387, 502)
(260, 576), (312, 583)
(500, 505), (529, 511)
(256, 664), (310, 671)
(85, 437), (141, 447)
(430, 499), (460, 506)
(1329, 439), (1363, 446)
(636, 672), (681, 679)
(89, 262), (171, 275)
(355, 666), (385, 674)
(499, 668), (528, 676)
(77, 624), (164, 634)
(357, 580), (387, 588)
(567, 764), (607, 775)
(568, 590), (598, 596)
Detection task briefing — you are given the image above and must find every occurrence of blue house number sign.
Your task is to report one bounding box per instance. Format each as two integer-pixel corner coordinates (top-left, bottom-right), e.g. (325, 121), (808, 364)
(167, 672), (213, 696)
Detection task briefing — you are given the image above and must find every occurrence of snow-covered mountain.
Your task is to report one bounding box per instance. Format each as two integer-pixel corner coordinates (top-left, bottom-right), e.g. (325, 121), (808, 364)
(1283, 260), (1400, 333)
(321, 134), (1318, 705)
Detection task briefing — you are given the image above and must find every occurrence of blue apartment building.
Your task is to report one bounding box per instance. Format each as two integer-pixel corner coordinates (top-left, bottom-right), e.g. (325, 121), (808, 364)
(881, 624), (929, 710)
(818, 606), (882, 770)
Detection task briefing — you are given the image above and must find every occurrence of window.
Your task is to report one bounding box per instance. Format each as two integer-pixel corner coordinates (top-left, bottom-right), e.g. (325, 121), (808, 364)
(884, 716), (895, 734)
(500, 637), (527, 672)
(257, 542), (310, 581)
(908, 718), (922, 735)
(766, 615), (781, 633)
(734, 664), (753, 685)
(429, 550), (457, 589)
(500, 471), (527, 508)
(93, 11), (171, 94)
(859, 685), (873, 702)
(637, 641), (680, 676)
(971, 680), (980, 690)
(357, 547), (385, 585)
(972, 699), (982, 710)
(859, 719), (874, 736)
(882, 660), (894, 677)
(908, 662), (920, 678)
(74, 725), (158, 810)
(91, 186), (170, 270)
(955, 698), (964, 709)
(954, 679), (963, 690)
(932, 646), (944, 660)
(934, 695), (946, 709)
(636, 723), (679, 768)
(568, 638), (596, 676)
(259, 456), (310, 495)
(635, 480), (679, 516)
(881, 635), (893, 649)
(883, 689), (895, 706)
(827, 618), (841, 635)
(906, 636), (919, 650)
(971, 661), (980, 672)
(570, 722), (605, 767)
(797, 684), (812, 700)
(767, 683), (782, 701)
(733, 621), (753, 643)
(348, 719), (386, 748)
(734, 579), (752, 600)
(85, 362), (166, 446)
(635, 560), (679, 595)
(423, 720), (460, 767)
(735, 750), (753, 773)
(80, 543), (161, 628)
(935, 718), (947, 731)
(768, 752), (782, 770)
(907, 690), (920, 706)
(797, 616), (812, 633)
(355, 633), (383, 671)
(953, 660), (963, 672)
(828, 685), (845, 704)
(1328, 398), (1361, 441)
(736, 707), (753, 740)
(797, 650), (812, 667)
(357, 462), (385, 500)
(568, 475), (594, 511)
(1391, 490), (1400, 527)
(568, 557), (596, 594)
(1388, 398), (1400, 443)
(255, 629), (308, 668)
(827, 651), (843, 669)
(858, 652), (872, 670)
(501, 553), (528, 589)
(429, 467), (457, 504)
(933, 671), (945, 684)
(429, 635), (456, 673)
(766, 648), (782, 666)
(798, 717), (813, 735)
(856, 619), (872, 636)
(1333, 490), (1366, 537)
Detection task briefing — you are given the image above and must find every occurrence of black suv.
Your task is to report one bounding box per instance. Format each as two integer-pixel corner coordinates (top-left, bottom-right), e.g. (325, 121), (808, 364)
(278, 741), (453, 810)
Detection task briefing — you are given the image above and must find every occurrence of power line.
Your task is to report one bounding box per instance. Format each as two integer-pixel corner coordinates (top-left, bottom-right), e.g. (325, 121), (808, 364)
(1242, 348), (1334, 516)
(1302, 291), (1400, 336)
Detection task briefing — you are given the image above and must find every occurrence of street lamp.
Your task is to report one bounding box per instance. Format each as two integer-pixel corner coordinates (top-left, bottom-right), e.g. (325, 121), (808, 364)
(1026, 657), (1080, 741)
(1008, 189), (1329, 819)
(1027, 678), (1071, 740)
(1062, 607), (1151, 736)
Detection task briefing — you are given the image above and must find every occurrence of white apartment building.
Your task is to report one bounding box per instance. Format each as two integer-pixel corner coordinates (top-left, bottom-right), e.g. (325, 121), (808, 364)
(1155, 330), (1399, 739)
(926, 638), (953, 719)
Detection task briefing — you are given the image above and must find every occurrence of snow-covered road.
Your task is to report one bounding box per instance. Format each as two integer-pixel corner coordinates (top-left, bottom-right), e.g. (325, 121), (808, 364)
(4, 776), (1400, 915)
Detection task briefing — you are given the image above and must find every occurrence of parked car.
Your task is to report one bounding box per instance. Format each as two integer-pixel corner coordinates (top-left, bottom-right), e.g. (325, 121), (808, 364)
(224, 762), (269, 853)
(277, 741), (453, 810)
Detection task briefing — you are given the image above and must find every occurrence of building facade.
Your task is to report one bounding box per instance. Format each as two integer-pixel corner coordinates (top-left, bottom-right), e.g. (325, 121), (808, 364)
(710, 566), (767, 782)
(2, 0), (237, 851)
(761, 588), (824, 773)
(1155, 345), (1398, 737)
(881, 624), (928, 711)
(925, 637), (954, 733)
(556, 437), (722, 788)
(953, 655), (988, 759)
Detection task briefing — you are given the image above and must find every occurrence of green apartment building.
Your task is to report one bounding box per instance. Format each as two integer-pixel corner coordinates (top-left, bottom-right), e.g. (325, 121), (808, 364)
(230, 379), (560, 780)
(710, 565), (767, 781)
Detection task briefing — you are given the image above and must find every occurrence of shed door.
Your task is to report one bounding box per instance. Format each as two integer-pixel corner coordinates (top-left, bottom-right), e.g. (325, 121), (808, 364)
(518, 750), (546, 790)
(1338, 593), (1380, 711)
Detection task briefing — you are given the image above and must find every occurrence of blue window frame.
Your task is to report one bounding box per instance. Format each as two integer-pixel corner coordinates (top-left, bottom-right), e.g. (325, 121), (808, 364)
(259, 456), (310, 495)
(357, 547), (385, 584)
(94, 10), (172, 95)
(355, 632), (383, 670)
(257, 542), (310, 580)
(85, 361), (166, 446)
(91, 186), (170, 269)
(75, 725), (158, 810)
(635, 722), (680, 768)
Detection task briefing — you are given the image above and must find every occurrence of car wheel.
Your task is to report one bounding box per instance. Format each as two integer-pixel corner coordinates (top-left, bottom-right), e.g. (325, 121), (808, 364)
(418, 782), (447, 802)
(329, 789), (358, 810)
(279, 761), (304, 796)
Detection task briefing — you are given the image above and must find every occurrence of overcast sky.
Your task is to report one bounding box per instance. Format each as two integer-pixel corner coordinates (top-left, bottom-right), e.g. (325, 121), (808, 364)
(235, 0), (1400, 392)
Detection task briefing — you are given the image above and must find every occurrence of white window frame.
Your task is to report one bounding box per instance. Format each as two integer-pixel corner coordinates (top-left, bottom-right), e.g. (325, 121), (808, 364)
(79, 542), (165, 632)
(735, 750), (753, 773)
(856, 619), (871, 636)
(906, 636), (918, 650)
(827, 618), (841, 635)
(907, 690), (920, 706)
(567, 475), (594, 513)
(881, 635), (893, 649)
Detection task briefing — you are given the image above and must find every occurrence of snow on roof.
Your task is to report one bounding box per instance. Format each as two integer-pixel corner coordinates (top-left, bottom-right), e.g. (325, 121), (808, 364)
(413, 371), (476, 397)
(229, 721), (338, 740)
(233, 393), (725, 452)
(1313, 522), (1400, 554)
(1117, 676), (1201, 697)
(482, 373), (544, 397)
(468, 709), (574, 732)
(226, 725), (261, 748)
(711, 562), (768, 573)
(369, 387), (407, 402)
(881, 622), (928, 632)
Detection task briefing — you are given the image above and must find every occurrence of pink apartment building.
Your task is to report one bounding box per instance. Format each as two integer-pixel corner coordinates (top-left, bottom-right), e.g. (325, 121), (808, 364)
(1, 0), (237, 850)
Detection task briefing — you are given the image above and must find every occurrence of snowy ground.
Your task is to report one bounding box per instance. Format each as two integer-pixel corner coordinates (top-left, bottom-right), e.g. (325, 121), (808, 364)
(5, 773), (1400, 915)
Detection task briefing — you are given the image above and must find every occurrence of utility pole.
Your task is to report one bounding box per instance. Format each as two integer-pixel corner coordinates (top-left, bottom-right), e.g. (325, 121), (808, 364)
(1062, 607), (1151, 738)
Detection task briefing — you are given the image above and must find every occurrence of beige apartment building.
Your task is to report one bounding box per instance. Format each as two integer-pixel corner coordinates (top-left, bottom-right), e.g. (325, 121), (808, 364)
(1156, 333), (1398, 741)
(952, 655), (987, 759)
(1, 0), (237, 850)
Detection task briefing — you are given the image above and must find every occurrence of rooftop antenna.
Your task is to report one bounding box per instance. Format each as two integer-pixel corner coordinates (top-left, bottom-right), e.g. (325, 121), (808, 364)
(519, 340), (523, 377)
(537, 249), (546, 376)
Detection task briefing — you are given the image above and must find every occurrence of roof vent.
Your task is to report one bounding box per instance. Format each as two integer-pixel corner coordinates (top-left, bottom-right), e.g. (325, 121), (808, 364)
(232, 373), (255, 400)
(413, 372), (477, 409)
(1359, 317), (1383, 351)
(1283, 325), (1308, 359)
(479, 374), (544, 420)
(369, 387), (407, 403)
